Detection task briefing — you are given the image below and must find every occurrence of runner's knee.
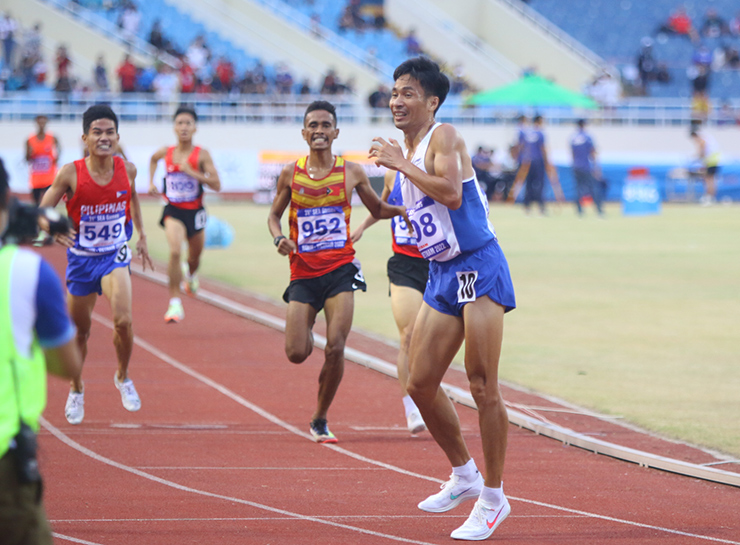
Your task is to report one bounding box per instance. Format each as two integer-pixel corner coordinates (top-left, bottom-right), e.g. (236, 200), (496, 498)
(468, 374), (502, 409)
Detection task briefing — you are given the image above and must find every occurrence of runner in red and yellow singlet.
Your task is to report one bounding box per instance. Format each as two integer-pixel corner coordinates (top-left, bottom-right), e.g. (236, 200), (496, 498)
(149, 106), (221, 323)
(25, 115), (60, 205)
(268, 100), (408, 443)
(40, 105), (152, 426)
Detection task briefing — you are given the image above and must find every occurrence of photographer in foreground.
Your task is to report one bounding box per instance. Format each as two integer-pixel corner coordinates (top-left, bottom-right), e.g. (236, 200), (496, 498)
(0, 157), (81, 544)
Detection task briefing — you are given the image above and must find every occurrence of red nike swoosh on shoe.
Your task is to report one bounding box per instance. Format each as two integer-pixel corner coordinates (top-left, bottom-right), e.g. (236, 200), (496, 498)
(487, 505), (505, 529)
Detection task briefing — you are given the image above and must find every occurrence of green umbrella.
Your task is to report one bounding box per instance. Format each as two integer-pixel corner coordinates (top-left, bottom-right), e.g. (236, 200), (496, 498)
(465, 75), (597, 109)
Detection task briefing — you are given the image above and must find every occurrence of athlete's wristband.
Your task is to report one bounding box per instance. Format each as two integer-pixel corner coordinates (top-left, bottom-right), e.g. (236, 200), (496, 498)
(273, 235), (286, 247)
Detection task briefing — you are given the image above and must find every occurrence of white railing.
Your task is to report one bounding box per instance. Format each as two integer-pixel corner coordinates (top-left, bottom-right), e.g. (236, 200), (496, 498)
(0, 92), (734, 126)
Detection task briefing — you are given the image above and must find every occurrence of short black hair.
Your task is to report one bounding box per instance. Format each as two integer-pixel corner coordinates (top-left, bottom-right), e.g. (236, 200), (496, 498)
(174, 105), (197, 122)
(393, 57), (449, 114)
(533, 114), (543, 123)
(82, 104), (118, 134)
(0, 157), (8, 209)
(577, 119), (586, 128)
(304, 100), (337, 126)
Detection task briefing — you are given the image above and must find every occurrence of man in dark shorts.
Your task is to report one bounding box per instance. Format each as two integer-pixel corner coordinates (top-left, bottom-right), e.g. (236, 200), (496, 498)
(148, 106), (221, 323)
(352, 168), (428, 434)
(267, 100), (407, 443)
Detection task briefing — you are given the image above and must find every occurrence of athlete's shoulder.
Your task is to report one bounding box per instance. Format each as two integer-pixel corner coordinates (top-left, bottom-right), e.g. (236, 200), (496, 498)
(121, 158), (137, 180)
(430, 122), (466, 149)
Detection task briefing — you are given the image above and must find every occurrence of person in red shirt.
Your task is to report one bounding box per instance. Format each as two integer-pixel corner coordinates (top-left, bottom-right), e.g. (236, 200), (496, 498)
(117, 54), (138, 93)
(25, 114), (60, 205)
(148, 106), (221, 323)
(655, 6), (699, 42)
(214, 57), (234, 92)
(179, 59), (195, 93)
(40, 105), (153, 425)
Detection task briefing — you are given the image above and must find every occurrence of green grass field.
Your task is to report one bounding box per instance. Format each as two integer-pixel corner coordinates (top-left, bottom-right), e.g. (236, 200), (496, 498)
(139, 199), (740, 458)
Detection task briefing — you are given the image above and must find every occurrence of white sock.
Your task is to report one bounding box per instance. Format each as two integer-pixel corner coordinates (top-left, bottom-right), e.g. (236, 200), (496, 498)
(452, 458), (479, 481)
(480, 484), (505, 508)
(170, 297), (182, 306)
(402, 395), (417, 417)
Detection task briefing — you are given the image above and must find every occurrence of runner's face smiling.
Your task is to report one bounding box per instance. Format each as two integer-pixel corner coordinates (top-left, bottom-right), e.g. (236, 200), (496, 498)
(84, 119), (119, 157)
(390, 75), (435, 131)
(302, 110), (338, 151)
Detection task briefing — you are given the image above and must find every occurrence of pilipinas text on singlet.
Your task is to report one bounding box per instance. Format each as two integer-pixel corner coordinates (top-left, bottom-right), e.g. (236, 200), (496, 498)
(288, 156), (355, 280)
(388, 171), (423, 259)
(66, 157), (133, 256)
(163, 146), (203, 210)
(400, 123), (496, 262)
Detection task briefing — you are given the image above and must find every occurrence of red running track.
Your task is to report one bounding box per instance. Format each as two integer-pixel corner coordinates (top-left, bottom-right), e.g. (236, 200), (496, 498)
(36, 246), (739, 545)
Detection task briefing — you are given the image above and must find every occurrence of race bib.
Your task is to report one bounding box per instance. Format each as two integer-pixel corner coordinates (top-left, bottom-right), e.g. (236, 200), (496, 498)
(408, 196), (450, 259)
(297, 206), (347, 253)
(79, 212), (127, 253)
(456, 270), (478, 303)
(391, 215), (415, 246)
(166, 171), (199, 203)
(114, 243), (132, 265)
(32, 156), (52, 173)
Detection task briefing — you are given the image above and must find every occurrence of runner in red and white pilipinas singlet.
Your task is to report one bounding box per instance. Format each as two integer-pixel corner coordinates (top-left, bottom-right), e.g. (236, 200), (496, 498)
(163, 146), (203, 210)
(287, 155), (355, 280)
(66, 156), (133, 256)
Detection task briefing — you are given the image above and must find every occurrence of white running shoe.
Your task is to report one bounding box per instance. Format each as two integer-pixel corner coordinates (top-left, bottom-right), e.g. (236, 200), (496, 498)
(164, 300), (184, 323)
(418, 472), (484, 513)
(407, 409), (426, 434)
(114, 373), (141, 412)
(451, 498), (511, 541)
(65, 391), (85, 425)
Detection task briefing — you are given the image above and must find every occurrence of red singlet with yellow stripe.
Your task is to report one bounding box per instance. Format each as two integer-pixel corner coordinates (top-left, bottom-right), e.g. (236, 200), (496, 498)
(288, 156), (354, 280)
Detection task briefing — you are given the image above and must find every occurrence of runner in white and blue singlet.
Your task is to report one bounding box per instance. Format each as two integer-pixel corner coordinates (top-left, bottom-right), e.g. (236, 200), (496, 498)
(370, 57), (515, 541)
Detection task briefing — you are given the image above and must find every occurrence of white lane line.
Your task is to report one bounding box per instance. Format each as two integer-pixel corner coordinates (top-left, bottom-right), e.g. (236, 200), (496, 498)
(136, 466), (387, 470)
(50, 515), (588, 523)
(42, 417), (441, 545)
(70, 312), (740, 545)
(53, 534), (105, 545)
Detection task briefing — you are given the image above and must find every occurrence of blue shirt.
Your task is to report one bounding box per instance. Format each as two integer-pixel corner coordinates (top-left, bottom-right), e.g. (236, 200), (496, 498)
(7, 247), (75, 359)
(522, 129), (544, 163)
(571, 130), (595, 171)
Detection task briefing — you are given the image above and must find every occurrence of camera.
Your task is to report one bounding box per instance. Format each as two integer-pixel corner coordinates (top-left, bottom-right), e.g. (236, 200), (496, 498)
(10, 420), (40, 484)
(1, 197), (70, 245)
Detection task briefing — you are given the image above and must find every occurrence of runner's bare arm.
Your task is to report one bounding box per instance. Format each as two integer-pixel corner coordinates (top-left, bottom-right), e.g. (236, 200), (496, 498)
(127, 161), (154, 271)
(25, 139), (32, 162)
(349, 162), (407, 221)
(351, 168), (394, 243)
(267, 163), (297, 256)
(148, 146), (167, 195)
(176, 149), (221, 192)
(370, 124), (465, 209)
(40, 163), (77, 247)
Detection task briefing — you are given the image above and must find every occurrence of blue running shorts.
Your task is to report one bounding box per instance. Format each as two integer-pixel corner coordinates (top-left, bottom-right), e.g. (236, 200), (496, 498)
(424, 240), (516, 317)
(66, 244), (132, 296)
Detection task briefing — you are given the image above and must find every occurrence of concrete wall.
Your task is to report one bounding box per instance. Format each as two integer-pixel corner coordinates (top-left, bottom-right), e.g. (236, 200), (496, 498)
(424, 0), (600, 91)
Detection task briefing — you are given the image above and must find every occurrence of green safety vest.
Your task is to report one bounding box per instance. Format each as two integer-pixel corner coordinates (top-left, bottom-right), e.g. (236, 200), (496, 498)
(0, 245), (47, 459)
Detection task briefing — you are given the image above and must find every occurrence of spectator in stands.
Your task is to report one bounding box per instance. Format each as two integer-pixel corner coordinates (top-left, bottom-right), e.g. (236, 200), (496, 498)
(19, 24), (42, 89)
(153, 63), (179, 103)
(701, 8), (728, 38)
(137, 64), (157, 93)
(214, 57), (235, 93)
(54, 45), (72, 94)
(368, 83), (390, 122)
(654, 6), (698, 42)
(348, 0), (364, 29)
(118, 2), (141, 42)
(405, 29), (422, 56)
(320, 69), (339, 94)
(186, 35), (210, 76)
(275, 63), (294, 94)
(22, 23), (41, 61)
(179, 58), (195, 93)
(299, 78), (312, 95)
(588, 71), (622, 108)
(93, 55), (109, 91)
(251, 61), (268, 94)
(0, 12), (18, 69)
(472, 146), (496, 200)
(117, 53), (138, 92)
(636, 38), (656, 95)
(449, 63), (468, 95)
(689, 64), (711, 122)
(149, 20), (165, 51)
(724, 46), (740, 69)
(338, 7), (354, 33)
